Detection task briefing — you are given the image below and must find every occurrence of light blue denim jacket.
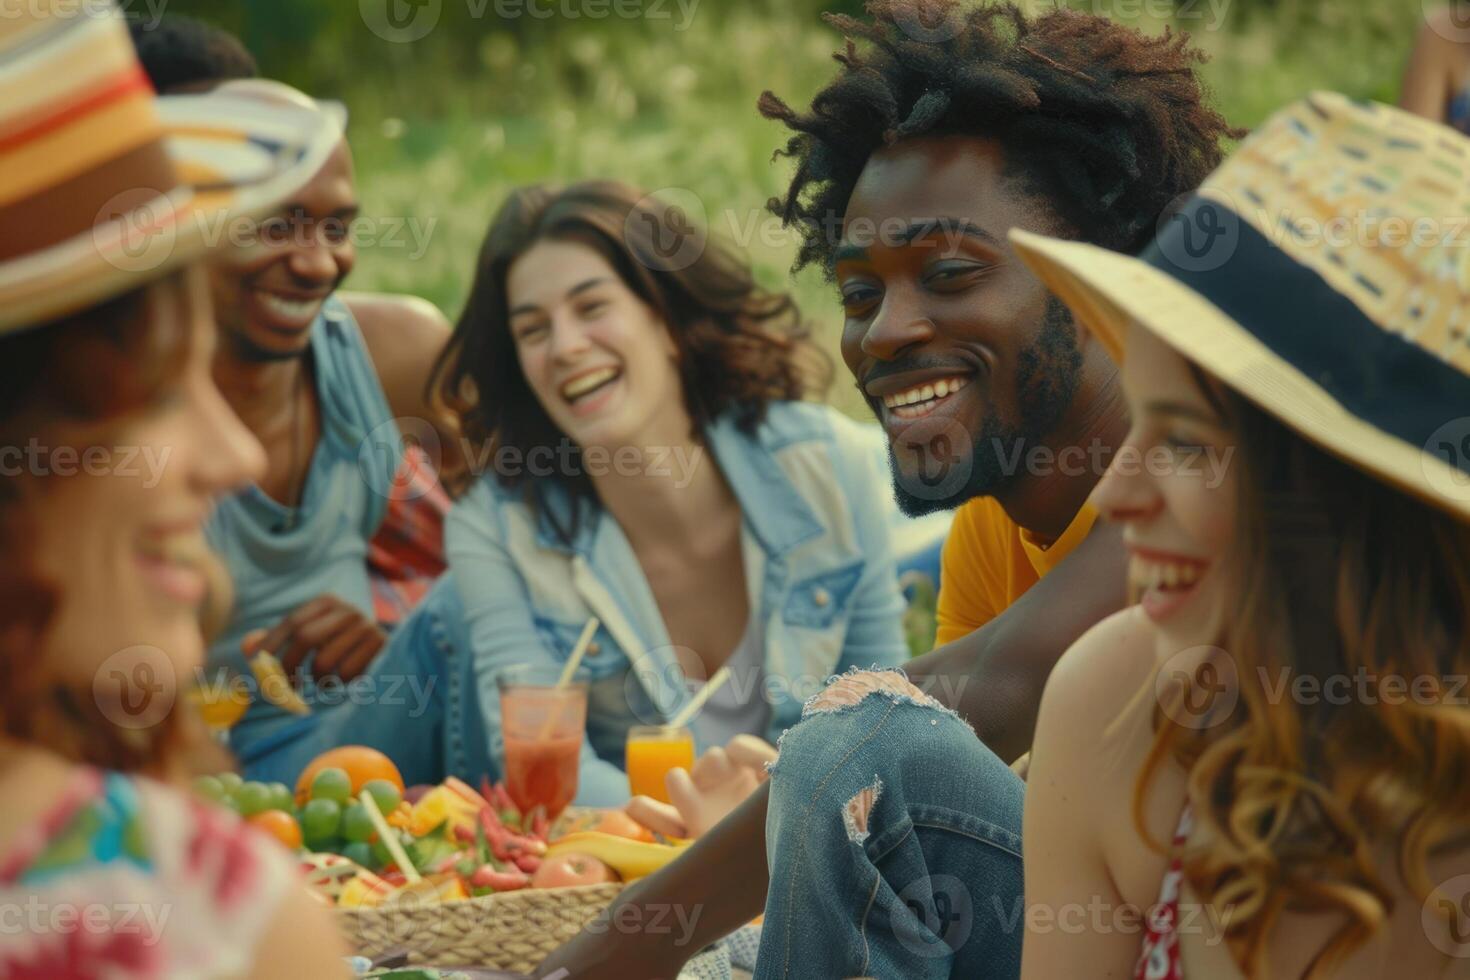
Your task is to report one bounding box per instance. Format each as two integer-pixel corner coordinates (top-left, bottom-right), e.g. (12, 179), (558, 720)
(446, 401), (911, 805)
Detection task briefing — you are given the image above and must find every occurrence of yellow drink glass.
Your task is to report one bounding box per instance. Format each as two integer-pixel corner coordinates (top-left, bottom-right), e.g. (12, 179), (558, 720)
(187, 669), (251, 734)
(626, 725), (696, 803)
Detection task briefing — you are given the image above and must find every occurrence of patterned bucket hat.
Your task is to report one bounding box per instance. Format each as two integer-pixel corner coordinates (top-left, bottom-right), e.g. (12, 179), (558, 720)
(1011, 92), (1470, 521)
(0, 0), (344, 333)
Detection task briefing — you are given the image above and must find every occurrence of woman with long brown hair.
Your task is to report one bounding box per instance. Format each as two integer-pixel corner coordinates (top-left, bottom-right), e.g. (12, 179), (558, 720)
(434, 181), (913, 806)
(0, 6), (350, 974)
(1015, 93), (1470, 977)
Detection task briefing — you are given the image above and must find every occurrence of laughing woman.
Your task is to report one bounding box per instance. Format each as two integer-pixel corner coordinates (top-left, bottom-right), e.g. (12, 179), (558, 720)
(434, 182), (910, 805)
(1016, 95), (1470, 979)
(0, 6), (349, 976)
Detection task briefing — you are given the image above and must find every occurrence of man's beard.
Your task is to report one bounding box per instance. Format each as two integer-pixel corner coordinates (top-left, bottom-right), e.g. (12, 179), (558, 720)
(889, 296), (1083, 517)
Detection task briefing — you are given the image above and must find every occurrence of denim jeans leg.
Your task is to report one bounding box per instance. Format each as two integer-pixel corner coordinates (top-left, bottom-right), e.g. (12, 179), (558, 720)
(755, 686), (1025, 980)
(234, 573), (495, 787)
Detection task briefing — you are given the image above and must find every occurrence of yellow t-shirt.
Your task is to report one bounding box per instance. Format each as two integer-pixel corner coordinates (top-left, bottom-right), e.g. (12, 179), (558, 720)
(934, 497), (1098, 646)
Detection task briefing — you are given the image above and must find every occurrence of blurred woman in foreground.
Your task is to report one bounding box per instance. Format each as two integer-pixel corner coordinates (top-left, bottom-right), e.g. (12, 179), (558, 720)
(0, 6), (349, 975)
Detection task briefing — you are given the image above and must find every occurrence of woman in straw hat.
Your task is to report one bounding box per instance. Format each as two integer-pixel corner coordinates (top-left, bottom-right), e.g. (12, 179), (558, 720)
(1013, 93), (1470, 977)
(0, 3), (354, 975)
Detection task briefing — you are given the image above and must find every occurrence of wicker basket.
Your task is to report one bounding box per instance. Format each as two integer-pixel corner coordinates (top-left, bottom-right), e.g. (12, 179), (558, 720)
(337, 881), (623, 973)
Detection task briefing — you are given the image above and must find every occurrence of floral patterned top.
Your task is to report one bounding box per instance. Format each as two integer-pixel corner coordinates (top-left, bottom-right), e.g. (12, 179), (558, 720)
(0, 767), (298, 978)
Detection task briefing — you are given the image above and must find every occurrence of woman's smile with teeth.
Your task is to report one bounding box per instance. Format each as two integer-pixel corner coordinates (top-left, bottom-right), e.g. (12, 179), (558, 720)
(1129, 551), (1211, 623)
(882, 375), (970, 418)
(561, 366), (620, 402)
(1129, 554), (1204, 592)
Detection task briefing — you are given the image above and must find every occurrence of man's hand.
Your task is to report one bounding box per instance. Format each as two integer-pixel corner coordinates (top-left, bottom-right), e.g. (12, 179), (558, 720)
(626, 735), (778, 839)
(242, 595), (387, 684)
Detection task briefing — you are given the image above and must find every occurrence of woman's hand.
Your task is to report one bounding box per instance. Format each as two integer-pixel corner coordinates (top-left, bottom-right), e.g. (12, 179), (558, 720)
(626, 735), (777, 839)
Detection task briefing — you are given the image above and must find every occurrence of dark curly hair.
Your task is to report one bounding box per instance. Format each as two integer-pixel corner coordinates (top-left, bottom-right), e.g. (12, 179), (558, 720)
(758, 0), (1243, 271)
(127, 15), (257, 95)
(431, 181), (830, 534)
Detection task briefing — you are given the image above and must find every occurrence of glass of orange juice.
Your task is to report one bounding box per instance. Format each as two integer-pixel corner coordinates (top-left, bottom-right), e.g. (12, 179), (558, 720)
(498, 666), (587, 821)
(187, 668), (251, 739)
(626, 725), (696, 803)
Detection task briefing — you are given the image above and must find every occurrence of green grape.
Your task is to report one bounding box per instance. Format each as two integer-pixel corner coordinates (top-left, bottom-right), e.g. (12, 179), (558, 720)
(309, 767), (352, 805)
(340, 803), (375, 843)
(300, 798), (342, 845)
(192, 775), (226, 804)
(217, 771), (243, 793)
(234, 782), (273, 817)
(369, 836), (394, 868)
(341, 841), (374, 869)
(265, 782), (294, 813)
(360, 779), (402, 815)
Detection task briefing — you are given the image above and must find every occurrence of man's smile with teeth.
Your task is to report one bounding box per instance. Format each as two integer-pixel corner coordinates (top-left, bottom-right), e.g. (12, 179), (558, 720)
(882, 375), (970, 418)
(258, 291), (323, 320)
(561, 366), (621, 402)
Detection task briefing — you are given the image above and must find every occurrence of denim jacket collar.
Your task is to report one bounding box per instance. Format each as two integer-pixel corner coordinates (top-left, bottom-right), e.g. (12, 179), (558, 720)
(531, 412), (827, 560)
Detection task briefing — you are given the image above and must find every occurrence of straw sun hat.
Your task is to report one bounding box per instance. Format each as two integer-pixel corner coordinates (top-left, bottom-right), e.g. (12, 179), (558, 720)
(1010, 92), (1470, 522)
(0, 0), (344, 333)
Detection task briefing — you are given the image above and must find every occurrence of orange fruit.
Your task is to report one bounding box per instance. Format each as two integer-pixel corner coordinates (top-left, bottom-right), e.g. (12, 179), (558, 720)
(294, 746), (405, 806)
(248, 810), (304, 850)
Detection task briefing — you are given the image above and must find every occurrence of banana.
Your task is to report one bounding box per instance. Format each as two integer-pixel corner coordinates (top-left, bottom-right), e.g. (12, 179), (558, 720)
(250, 650), (311, 715)
(544, 831), (692, 880)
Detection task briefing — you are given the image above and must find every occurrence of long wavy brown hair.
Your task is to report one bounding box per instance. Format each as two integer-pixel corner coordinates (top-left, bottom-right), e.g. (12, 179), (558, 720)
(1134, 385), (1470, 977)
(429, 180), (830, 538)
(0, 278), (226, 779)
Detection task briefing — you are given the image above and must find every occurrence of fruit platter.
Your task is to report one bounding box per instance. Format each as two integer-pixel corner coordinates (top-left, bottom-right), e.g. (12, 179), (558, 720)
(197, 747), (691, 972)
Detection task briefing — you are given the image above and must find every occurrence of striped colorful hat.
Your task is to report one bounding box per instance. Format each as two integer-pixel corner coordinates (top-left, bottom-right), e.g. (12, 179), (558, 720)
(1011, 92), (1470, 522)
(0, 1), (344, 333)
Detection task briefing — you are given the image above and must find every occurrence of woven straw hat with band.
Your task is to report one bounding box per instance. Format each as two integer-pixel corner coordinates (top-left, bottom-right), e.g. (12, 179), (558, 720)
(1010, 92), (1470, 524)
(0, 0), (345, 335)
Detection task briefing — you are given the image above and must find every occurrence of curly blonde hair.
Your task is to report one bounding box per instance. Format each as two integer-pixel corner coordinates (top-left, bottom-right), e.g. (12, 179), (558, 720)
(1134, 387), (1470, 977)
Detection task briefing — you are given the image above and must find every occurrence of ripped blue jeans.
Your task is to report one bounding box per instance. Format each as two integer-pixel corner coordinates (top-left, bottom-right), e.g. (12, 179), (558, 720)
(755, 670), (1025, 980)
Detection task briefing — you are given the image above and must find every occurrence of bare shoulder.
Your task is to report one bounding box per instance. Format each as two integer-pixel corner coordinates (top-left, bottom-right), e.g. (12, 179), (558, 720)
(1041, 607), (1155, 728)
(343, 290), (451, 353)
(342, 291), (451, 411)
(1417, 11), (1464, 59)
(1030, 606), (1157, 788)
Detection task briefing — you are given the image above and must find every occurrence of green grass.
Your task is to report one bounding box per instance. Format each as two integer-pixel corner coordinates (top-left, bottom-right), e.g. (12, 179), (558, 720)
(320, 0), (1423, 424)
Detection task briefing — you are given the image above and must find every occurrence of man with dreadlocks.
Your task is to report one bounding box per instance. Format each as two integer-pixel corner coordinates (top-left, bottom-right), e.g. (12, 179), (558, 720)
(536, 2), (1238, 977)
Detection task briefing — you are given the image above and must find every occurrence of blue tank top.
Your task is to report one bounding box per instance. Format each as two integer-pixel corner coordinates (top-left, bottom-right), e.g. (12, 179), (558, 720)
(205, 297), (399, 722)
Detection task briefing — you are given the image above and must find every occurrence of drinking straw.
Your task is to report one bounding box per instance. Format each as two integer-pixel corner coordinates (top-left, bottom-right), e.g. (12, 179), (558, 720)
(669, 665), (732, 729)
(557, 617), (601, 689)
(534, 616), (601, 741)
(359, 792), (421, 884)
